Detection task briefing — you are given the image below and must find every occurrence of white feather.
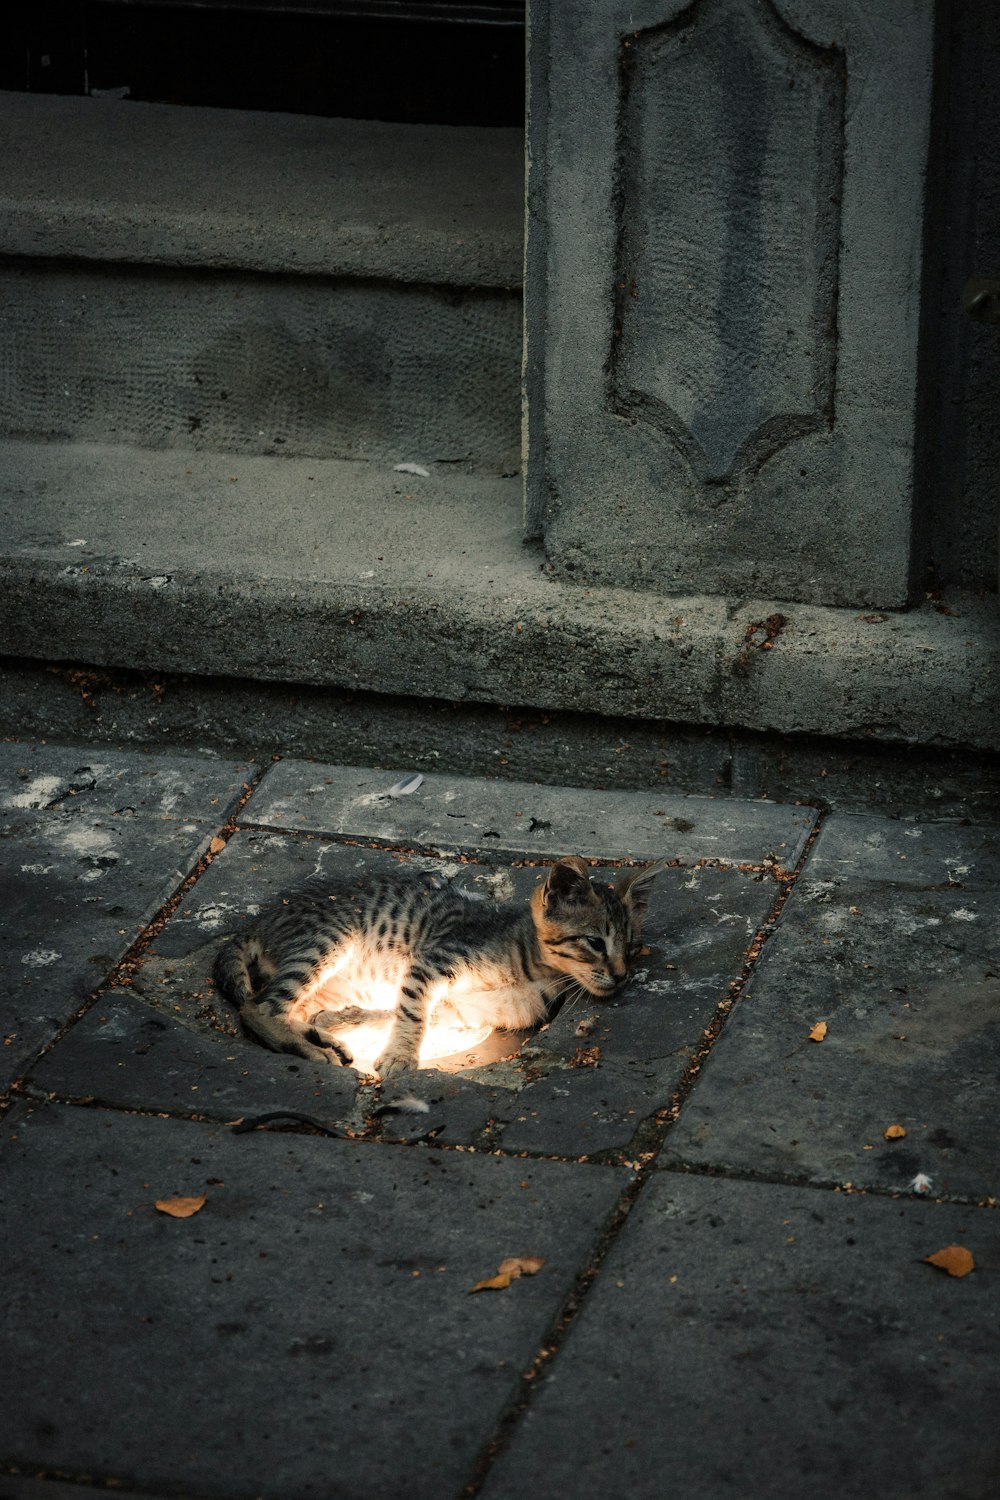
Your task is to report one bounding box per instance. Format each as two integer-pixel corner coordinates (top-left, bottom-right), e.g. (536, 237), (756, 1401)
(387, 773), (424, 797)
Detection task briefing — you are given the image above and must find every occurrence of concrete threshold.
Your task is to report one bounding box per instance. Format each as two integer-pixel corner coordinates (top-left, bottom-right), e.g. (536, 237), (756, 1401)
(0, 90), (524, 288)
(2, 439), (997, 750)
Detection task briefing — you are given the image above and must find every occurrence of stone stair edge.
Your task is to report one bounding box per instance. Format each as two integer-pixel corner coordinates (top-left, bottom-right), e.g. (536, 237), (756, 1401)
(0, 91), (524, 289)
(1, 440), (995, 749)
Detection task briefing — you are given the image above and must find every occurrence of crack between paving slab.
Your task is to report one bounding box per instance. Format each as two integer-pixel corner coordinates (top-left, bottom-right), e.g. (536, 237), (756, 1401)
(457, 810), (830, 1498)
(0, 1458), (221, 1500)
(0, 762), (272, 1121)
(645, 1157), (1000, 1211)
(621, 810), (830, 1159)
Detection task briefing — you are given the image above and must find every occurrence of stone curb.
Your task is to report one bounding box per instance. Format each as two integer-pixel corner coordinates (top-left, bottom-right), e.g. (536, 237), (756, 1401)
(3, 506), (996, 752)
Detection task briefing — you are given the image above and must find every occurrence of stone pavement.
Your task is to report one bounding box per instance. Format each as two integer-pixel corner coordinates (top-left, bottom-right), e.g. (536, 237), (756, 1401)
(1, 740), (998, 1500)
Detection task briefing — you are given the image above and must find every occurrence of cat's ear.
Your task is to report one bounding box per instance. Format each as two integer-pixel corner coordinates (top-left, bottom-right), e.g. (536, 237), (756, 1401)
(613, 862), (662, 917)
(543, 855), (592, 908)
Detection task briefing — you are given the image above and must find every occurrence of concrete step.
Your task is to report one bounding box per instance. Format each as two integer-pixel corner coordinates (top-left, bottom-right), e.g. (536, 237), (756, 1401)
(0, 92), (523, 470)
(2, 437), (997, 752)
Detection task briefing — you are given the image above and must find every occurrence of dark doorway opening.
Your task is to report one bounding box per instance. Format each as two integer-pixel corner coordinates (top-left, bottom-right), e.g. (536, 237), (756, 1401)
(1, 0), (525, 126)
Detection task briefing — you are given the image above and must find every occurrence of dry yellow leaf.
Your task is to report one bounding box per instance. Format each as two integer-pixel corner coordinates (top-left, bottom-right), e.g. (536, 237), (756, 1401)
(808, 1021), (828, 1042)
(498, 1255), (547, 1278)
(469, 1271), (514, 1293)
(209, 837), (226, 855)
(884, 1124), (907, 1140)
(469, 1254), (547, 1293)
(154, 1193), (206, 1218)
(924, 1245), (974, 1278)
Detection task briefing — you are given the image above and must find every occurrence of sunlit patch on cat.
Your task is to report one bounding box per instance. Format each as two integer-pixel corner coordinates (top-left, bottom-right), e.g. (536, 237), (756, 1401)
(313, 966), (495, 1073)
(330, 1018), (494, 1074)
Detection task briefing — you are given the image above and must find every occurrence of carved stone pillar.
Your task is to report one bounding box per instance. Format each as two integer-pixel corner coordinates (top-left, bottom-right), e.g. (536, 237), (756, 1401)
(525, 0), (938, 608)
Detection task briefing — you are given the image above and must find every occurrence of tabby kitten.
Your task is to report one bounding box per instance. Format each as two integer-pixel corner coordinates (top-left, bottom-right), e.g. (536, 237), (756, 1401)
(214, 855), (660, 1080)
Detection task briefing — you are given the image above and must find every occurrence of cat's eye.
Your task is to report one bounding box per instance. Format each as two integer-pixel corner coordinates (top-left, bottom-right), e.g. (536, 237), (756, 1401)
(583, 935), (606, 955)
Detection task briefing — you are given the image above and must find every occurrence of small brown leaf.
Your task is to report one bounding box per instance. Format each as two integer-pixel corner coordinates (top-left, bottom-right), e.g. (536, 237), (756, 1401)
(469, 1254), (547, 1293)
(883, 1124), (907, 1140)
(209, 837), (226, 855)
(154, 1193), (206, 1218)
(924, 1245), (974, 1278)
(808, 1021), (828, 1042)
(469, 1271), (514, 1293)
(498, 1255), (547, 1278)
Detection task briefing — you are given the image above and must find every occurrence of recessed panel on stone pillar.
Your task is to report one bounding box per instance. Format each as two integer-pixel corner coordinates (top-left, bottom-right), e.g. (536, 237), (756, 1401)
(524, 0), (937, 608)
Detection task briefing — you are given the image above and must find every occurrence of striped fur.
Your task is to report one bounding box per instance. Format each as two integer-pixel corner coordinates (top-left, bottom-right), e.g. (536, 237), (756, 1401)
(214, 856), (661, 1079)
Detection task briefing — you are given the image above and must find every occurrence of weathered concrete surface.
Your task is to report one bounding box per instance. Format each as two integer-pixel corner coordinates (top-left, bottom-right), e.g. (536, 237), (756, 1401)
(26, 987), (361, 1127)
(664, 815), (1000, 1202)
(0, 262), (520, 470)
(2, 439), (996, 751)
(4, 744), (1000, 1500)
(0, 739), (255, 1088)
(527, 0), (939, 609)
(0, 1482), (170, 1500)
(0, 92), (524, 288)
(19, 788), (783, 1153)
(4, 658), (998, 818)
(248, 759), (817, 865)
(481, 1173), (1000, 1500)
(801, 812), (1000, 889)
(0, 741), (254, 824)
(88, 828), (771, 1151)
(0, 1104), (626, 1500)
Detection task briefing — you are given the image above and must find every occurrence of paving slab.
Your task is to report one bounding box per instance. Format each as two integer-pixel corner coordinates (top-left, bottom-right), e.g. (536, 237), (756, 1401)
(481, 1172), (1000, 1500)
(0, 809), (217, 1089)
(0, 740), (256, 823)
(664, 817), (1000, 1201)
(26, 988), (360, 1127)
(44, 830), (778, 1153)
(0, 740), (255, 1087)
(244, 759), (818, 865)
(0, 1104), (626, 1500)
(802, 812), (1000, 889)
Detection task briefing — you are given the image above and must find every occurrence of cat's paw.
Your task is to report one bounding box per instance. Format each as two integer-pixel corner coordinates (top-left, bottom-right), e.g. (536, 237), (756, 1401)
(374, 1048), (418, 1081)
(301, 1039), (343, 1067)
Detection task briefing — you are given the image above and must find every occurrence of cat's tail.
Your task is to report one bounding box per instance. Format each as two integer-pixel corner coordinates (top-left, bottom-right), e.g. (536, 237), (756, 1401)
(214, 933), (345, 1066)
(213, 932), (257, 1007)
